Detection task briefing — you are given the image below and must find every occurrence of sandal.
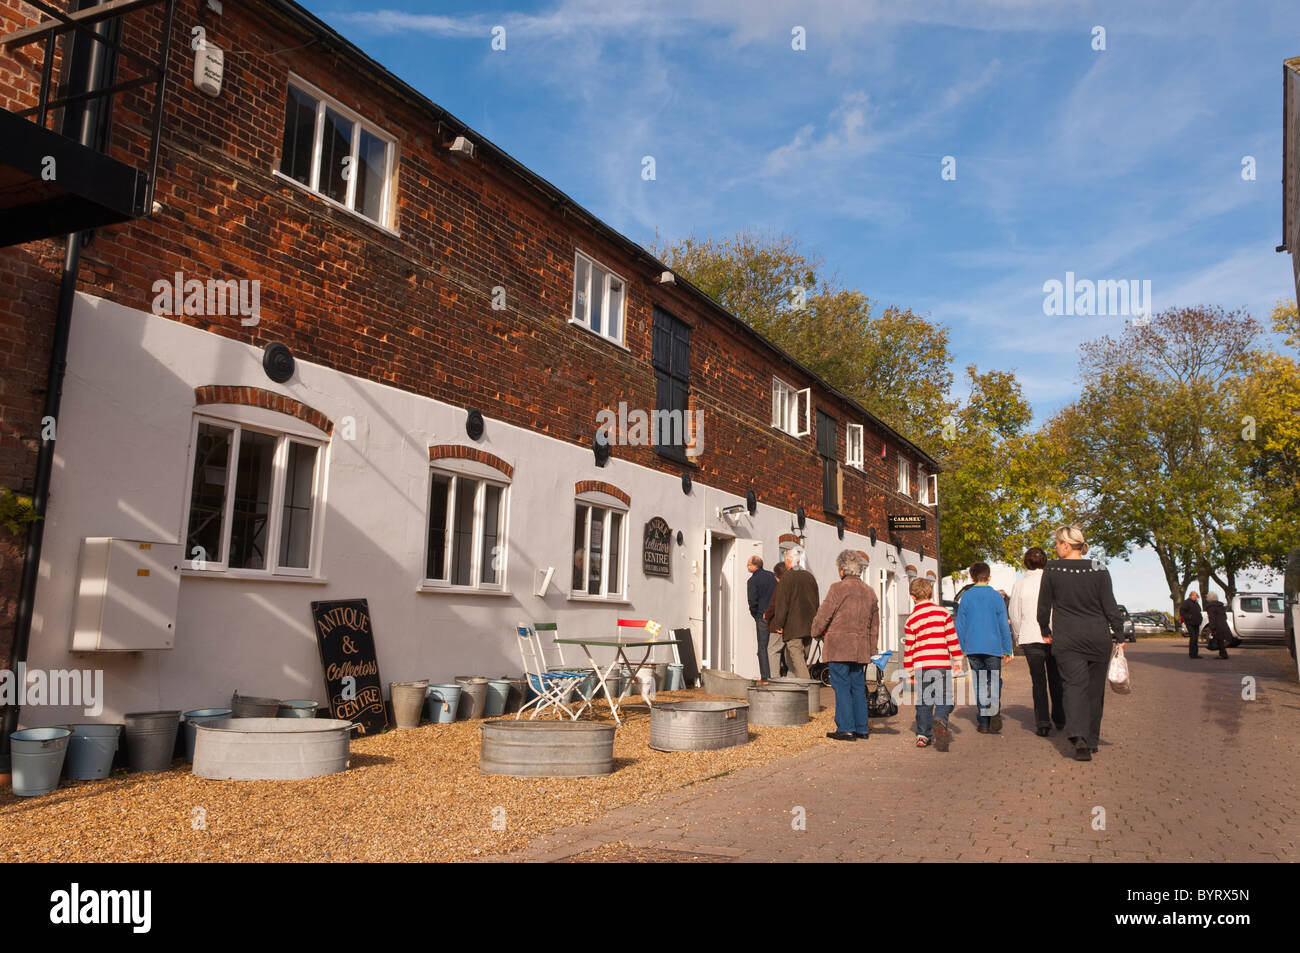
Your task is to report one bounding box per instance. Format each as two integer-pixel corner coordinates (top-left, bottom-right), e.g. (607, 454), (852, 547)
(915, 735), (931, 748)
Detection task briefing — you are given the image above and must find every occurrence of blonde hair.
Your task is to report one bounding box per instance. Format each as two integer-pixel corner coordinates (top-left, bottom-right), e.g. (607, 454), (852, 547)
(1053, 524), (1089, 556)
(909, 577), (934, 601)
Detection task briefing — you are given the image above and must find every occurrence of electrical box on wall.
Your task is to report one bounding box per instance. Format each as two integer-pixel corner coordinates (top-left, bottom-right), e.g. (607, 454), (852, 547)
(194, 44), (224, 97)
(71, 538), (182, 651)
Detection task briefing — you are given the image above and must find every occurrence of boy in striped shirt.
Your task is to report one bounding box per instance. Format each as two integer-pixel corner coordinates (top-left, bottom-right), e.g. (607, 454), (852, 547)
(903, 577), (963, 750)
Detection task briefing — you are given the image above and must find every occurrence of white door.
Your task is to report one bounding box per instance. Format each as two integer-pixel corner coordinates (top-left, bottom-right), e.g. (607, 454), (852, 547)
(731, 539), (764, 678)
(706, 534), (735, 673)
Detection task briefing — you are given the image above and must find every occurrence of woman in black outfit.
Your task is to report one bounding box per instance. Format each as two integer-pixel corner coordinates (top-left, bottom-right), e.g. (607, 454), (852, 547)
(1036, 525), (1125, 762)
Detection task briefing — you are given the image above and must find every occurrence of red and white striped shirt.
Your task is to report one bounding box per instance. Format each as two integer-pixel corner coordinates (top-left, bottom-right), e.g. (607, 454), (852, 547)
(903, 601), (964, 672)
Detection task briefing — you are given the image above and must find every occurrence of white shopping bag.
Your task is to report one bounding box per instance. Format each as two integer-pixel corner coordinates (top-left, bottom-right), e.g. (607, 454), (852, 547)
(1107, 643), (1132, 694)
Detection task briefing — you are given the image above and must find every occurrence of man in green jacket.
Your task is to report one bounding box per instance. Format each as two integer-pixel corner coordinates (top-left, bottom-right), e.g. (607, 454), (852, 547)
(769, 547), (820, 680)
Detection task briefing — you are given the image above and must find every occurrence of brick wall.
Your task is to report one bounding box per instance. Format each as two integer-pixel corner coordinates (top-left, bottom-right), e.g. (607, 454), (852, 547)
(0, 0), (938, 656)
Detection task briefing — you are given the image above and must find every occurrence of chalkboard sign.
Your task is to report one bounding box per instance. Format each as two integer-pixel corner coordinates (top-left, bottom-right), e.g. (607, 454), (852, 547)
(311, 598), (388, 735)
(887, 514), (926, 533)
(643, 517), (672, 577)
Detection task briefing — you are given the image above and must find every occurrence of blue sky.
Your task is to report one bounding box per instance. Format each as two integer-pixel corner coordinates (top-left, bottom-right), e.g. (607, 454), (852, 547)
(305, 0), (1297, 603)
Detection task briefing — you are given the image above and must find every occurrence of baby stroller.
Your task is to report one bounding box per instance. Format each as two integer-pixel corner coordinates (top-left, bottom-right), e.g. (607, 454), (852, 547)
(807, 643), (898, 717)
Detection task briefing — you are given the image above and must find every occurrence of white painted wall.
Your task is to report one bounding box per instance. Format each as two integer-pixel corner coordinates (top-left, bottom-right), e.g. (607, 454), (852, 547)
(20, 293), (935, 725)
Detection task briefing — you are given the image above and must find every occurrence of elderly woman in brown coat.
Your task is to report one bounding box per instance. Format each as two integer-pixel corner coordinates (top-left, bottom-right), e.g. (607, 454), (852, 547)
(810, 550), (880, 741)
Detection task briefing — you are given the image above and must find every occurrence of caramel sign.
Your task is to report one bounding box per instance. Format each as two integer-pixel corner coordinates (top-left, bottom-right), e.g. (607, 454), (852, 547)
(311, 598), (388, 735)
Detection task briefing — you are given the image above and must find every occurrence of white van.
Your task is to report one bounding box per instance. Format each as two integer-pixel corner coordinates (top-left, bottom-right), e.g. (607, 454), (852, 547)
(1226, 592), (1287, 642)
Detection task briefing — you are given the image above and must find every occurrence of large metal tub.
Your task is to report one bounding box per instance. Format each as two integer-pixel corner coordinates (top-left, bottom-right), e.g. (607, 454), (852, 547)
(478, 721), (615, 777)
(771, 677), (822, 715)
(747, 686), (809, 726)
(700, 668), (755, 699)
(650, 701), (749, 751)
(192, 718), (354, 781)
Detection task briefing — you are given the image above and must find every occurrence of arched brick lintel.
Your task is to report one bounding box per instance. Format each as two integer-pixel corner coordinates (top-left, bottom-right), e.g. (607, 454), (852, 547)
(195, 385), (333, 435)
(575, 480), (630, 506)
(429, 444), (515, 478)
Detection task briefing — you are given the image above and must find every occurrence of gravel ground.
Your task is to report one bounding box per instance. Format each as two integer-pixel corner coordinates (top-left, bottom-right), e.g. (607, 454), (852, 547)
(0, 689), (841, 862)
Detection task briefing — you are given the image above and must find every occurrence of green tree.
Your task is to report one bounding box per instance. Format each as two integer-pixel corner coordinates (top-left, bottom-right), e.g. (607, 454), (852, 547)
(1047, 306), (1261, 616)
(654, 230), (954, 445)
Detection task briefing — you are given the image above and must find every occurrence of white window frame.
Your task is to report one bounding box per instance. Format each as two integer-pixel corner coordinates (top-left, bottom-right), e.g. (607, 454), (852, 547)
(923, 471), (938, 507)
(181, 414), (327, 578)
(897, 455), (911, 495)
(423, 467), (510, 592)
(570, 250), (627, 346)
(846, 423), (864, 468)
(571, 500), (628, 599)
(277, 74), (397, 228)
(771, 378), (811, 438)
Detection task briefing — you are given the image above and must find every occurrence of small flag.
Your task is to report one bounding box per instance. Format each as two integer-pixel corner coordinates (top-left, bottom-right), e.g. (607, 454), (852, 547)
(644, 620), (662, 636)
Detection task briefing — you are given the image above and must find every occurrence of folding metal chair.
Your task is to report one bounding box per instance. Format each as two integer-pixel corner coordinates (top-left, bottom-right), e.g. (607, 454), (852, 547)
(514, 623), (586, 720)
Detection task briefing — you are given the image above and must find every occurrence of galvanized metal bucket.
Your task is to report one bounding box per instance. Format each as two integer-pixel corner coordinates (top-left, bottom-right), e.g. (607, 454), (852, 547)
(64, 723), (123, 780)
(701, 668), (755, 699)
(181, 709), (232, 762)
(455, 676), (491, 719)
(746, 687), (808, 726)
(230, 692), (280, 718)
(483, 679), (512, 717)
(478, 721), (615, 777)
(426, 683), (462, 723)
(124, 710), (182, 773)
(390, 680), (429, 729)
(664, 663), (685, 690)
(772, 677), (822, 715)
(277, 700), (319, 719)
(10, 726), (72, 796)
(649, 701), (749, 752)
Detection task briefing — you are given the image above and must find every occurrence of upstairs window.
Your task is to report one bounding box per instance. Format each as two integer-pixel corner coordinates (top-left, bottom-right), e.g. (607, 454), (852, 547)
(846, 424), (864, 468)
(897, 455), (910, 495)
(279, 76), (395, 226)
(184, 418), (325, 575)
(652, 306), (693, 459)
(571, 251), (626, 345)
(772, 378), (811, 437)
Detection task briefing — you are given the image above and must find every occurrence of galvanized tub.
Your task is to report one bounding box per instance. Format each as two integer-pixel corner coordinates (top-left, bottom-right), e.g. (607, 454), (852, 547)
(230, 692), (280, 718)
(478, 721), (615, 777)
(700, 668), (755, 699)
(772, 677), (822, 715)
(746, 686), (809, 726)
(649, 701), (750, 752)
(192, 718), (355, 781)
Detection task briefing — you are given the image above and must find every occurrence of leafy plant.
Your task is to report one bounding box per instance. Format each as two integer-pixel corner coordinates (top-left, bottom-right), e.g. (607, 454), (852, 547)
(0, 487), (40, 536)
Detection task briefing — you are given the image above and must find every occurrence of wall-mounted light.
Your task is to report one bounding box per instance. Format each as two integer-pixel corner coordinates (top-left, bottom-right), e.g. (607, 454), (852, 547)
(658, 271), (675, 284)
(717, 504), (745, 525)
(449, 136), (475, 158)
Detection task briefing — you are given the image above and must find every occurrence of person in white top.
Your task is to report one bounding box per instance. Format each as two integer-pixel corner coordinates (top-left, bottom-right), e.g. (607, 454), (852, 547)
(1008, 546), (1064, 736)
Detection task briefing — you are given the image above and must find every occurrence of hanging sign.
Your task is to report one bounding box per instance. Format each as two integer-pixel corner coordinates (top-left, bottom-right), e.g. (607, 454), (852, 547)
(642, 517), (672, 577)
(311, 598), (388, 735)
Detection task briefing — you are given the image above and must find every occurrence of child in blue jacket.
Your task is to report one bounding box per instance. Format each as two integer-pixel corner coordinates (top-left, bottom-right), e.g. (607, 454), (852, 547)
(955, 563), (1014, 733)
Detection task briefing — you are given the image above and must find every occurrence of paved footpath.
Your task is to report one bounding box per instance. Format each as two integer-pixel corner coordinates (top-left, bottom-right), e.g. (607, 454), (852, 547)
(499, 641), (1300, 862)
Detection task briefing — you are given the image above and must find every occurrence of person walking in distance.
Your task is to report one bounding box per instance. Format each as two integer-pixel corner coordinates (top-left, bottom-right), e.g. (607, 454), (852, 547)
(1181, 590), (1204, 659)
(1036, 525), (1125, 762)
(903, 577), (963, 750)
(768, 547), (820, 680)
(764, 563), (787, 676)
(746, 556), (778, 682)
(955, 562), (1014, 734)
(1204, 593), (1231, 659)
(810, 550), (879, 741)
(1008, 547), (1064, 736)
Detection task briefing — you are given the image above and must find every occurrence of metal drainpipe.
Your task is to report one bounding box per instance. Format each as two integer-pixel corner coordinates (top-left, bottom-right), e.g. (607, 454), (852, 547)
(0, 8), (111, 772)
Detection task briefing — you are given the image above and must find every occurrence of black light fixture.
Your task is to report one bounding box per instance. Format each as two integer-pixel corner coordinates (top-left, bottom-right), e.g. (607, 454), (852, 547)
(676, 530), (684, 546)
(918, 544), (925, 562)
(593, 432), (611, 467)
(262, 342), (294, 383)
(869, 526), (877, 546)
(836, 516), (845, 540)
(746, 489), (757, 516)
(796, 506), (806, 530)
(466, 409), (485, 440)
(681, 472), (692, 494)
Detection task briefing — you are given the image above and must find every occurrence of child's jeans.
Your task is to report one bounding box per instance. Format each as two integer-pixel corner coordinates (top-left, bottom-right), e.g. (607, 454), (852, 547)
(914, 668), (954, 738)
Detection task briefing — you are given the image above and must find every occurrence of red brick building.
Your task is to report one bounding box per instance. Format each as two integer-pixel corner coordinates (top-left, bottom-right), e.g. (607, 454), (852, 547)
(0, 0), (939, 726)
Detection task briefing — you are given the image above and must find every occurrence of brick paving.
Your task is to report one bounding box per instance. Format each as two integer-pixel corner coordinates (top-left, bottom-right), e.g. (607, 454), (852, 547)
(494, 640), (1300, 862)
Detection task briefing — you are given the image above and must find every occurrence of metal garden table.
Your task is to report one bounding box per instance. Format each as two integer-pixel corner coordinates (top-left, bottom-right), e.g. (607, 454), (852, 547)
(554, 637), (683, 726)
